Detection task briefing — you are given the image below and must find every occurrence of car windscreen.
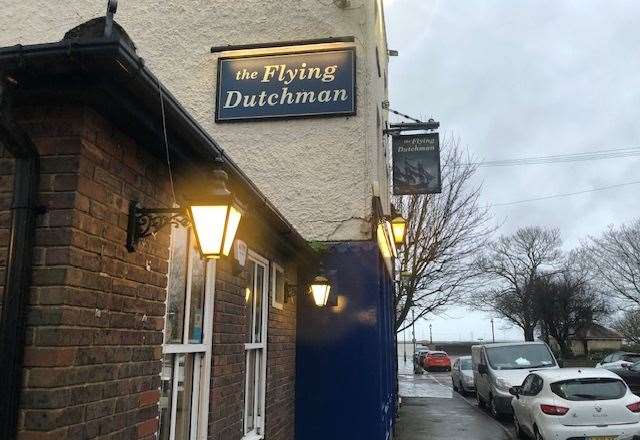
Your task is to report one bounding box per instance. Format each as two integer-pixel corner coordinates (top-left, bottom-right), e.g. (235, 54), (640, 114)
(485, 345), (556, 370)
(429, 353), (447, 358)
(459, 358), (472, 370)
(622, 354), (640, 363)
(551, 378), (627, 401)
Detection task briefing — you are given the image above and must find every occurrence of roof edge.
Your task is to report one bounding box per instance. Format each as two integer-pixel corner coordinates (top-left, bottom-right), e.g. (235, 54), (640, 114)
(0, 36), (312, 256)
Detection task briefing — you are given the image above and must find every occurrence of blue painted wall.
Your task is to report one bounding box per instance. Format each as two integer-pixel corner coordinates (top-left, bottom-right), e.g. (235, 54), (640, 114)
(295, 241), (397, 440)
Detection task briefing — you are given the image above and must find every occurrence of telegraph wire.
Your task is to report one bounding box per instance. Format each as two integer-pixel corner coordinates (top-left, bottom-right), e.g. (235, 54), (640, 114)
(386, 108), (640, 166)
(490, 180), (640, 207)
(471, 147), (640, 167)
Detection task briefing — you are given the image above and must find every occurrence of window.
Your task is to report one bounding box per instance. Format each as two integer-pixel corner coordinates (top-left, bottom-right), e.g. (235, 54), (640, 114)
(551, 378), (627, 401)
(530, 375), (544, 395)
(486, 344), (556, 370)
(520, 375), (535, 395)
(271, 263), (285, 310)
(521, 374), (543, 396)
(159, 227), (215, 440)
(244, 252), (269, 439)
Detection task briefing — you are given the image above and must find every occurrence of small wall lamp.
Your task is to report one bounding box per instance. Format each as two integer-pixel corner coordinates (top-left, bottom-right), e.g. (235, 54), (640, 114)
(390, 215), (408, 246)
(310, 272), (332, 307)
(126, 168), (243, 259)
(284, 265), (334, 307)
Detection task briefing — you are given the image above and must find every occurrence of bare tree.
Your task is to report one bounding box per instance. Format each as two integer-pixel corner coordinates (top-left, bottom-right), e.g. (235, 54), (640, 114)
(611, 309), (640, 346)
(394, 136), (494, 332)
(536, 253), (609, 357)
(472, 226), (563, 341)
(586, 219), (640, 307)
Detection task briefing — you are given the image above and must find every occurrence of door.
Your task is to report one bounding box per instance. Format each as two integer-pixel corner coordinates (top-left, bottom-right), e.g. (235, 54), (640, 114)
(513, 374), (535, 432)
(519, 374), (543, 433)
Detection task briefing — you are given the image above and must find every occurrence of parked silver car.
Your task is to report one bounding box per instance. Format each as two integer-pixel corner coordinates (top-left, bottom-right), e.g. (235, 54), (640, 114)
(451, 355), (475, 395)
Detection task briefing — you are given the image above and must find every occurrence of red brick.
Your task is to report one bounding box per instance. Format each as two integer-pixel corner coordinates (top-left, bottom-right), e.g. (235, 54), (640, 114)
(23, 347), (76, 367)
(136, 418), (158, 438)
(137, 390), (159, 408)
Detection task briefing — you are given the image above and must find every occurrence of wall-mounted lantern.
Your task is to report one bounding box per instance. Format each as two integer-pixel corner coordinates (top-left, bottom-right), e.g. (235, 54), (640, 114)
(126, 168), (243, 259)
(390, 215), (408, 246)
(309, 265), (331, 307)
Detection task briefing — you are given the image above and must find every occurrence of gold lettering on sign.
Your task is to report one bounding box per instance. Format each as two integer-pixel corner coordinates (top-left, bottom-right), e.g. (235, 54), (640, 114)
(259, 63), (339, 85)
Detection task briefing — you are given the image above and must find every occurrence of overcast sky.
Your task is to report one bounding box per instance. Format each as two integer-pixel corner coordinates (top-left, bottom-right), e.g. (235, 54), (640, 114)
(384, 0), (640, 342)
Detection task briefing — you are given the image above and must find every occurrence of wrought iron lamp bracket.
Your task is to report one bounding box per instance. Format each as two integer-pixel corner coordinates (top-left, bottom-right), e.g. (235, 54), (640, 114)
(126, 201), (190, 252)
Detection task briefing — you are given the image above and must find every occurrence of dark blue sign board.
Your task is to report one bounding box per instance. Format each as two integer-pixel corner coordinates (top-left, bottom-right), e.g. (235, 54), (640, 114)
(216, 48), (356, 121)
(392, 133), (442, 194)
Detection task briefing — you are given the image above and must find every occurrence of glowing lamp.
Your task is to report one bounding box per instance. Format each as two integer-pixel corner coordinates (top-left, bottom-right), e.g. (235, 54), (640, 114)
(310, 270), (331, 307)
(126, 168), (242, 259)
(390, 215), (408, 245)
(186, 170), (242, 259)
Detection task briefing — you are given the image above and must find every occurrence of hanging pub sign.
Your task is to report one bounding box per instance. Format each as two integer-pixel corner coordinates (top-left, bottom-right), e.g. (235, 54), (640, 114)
(215, 48), (356, 121)
(392, 133), (442, 195)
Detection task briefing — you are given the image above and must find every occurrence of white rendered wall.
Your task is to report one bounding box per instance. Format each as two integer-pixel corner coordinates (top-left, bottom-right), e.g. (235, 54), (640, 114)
(1, 0), (390, 242)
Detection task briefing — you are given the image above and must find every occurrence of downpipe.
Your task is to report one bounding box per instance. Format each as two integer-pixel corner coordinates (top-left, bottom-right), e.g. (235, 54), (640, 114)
(0, 77), (40, 438)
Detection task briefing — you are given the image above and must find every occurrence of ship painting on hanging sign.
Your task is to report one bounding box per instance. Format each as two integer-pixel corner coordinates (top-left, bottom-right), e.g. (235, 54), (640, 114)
(392, 132), (442, 195)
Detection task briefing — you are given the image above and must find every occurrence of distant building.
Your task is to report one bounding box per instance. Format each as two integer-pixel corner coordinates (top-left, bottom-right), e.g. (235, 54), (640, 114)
(569, 323), (623, 356)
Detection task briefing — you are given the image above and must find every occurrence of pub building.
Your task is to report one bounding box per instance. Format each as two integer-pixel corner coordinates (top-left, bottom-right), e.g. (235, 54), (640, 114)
(0, 1), (397, 440)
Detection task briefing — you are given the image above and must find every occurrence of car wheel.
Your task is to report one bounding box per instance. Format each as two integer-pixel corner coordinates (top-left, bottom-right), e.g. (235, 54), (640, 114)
(452, 379), (458, 392)
(477, 394), (486, 409)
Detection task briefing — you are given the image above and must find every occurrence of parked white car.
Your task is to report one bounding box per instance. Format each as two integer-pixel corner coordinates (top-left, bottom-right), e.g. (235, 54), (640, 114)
(510, 368), (640, 440)
(597, 352), (640, 371)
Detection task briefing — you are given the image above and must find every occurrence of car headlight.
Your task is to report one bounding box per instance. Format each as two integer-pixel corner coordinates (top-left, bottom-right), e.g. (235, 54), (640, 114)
(495, 378), (511, 392)
(463, 375), (474, 384)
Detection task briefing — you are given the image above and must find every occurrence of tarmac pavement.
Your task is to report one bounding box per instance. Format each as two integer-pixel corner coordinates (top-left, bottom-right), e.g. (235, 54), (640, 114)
(397, 357), (515, 440)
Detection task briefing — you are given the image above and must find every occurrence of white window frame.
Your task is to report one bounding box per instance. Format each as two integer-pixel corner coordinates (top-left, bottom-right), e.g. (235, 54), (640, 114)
(271, 262), (285, 310)
(161, 230), (216, 440)
(243, 251), (269, 440)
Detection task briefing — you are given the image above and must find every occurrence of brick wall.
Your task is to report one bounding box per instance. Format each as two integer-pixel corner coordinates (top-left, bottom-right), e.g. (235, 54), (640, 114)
(15, 106), (173, 439)
(0, 145), (14, 318)
(208, 245), (297, 440)
(7, 104), (298, 440)
(264, 261), (296, 440)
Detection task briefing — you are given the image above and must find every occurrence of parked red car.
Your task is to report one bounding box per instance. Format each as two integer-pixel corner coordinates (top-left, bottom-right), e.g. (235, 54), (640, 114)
(422, 351), (451, 372)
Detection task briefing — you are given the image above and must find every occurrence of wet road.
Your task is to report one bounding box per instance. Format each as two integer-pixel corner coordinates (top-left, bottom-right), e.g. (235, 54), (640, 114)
(397, 357), (515, 440)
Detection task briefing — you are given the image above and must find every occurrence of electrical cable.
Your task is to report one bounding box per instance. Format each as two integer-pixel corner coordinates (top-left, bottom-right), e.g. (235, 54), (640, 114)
(490, 180), (640, 207)
(471, 147), (640, 167)
(158, 79), (177, 206)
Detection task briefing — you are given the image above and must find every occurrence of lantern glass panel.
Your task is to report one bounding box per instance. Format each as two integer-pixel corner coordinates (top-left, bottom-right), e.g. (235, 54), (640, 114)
(384, 221), (398, 257)
(377, 223), (392, 258)
(190, 205), (228, 257)
(310, 283), (330, 306)
(222, 205), (242, 256)
(391, 218), (407, 244)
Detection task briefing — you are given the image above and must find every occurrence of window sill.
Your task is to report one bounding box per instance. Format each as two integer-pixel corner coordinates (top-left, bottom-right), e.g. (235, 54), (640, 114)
(242, 432), (263, 440)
